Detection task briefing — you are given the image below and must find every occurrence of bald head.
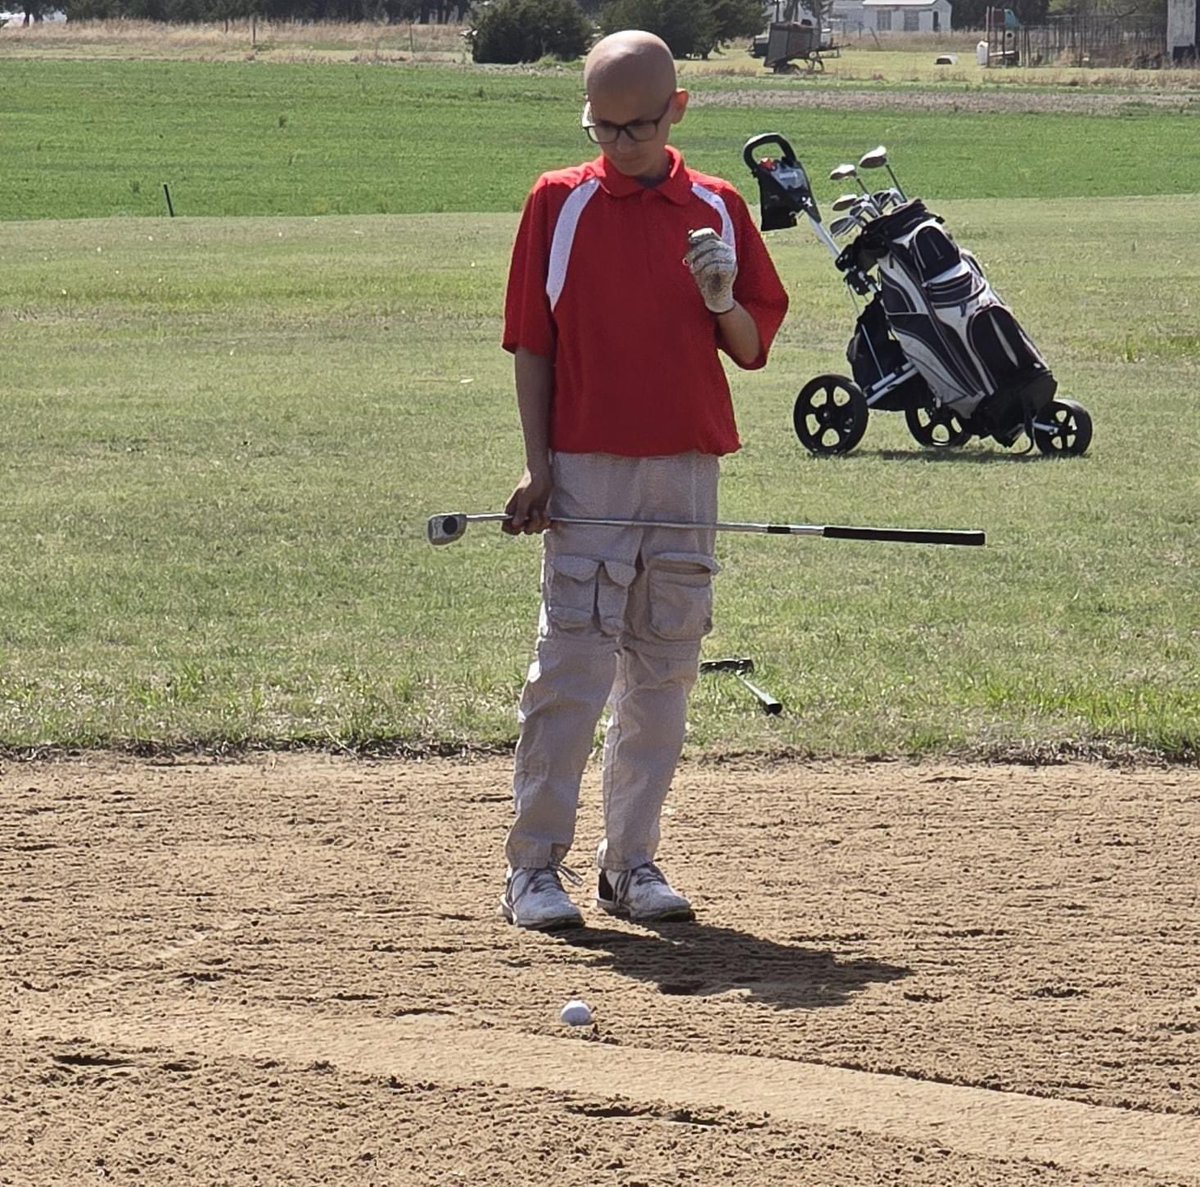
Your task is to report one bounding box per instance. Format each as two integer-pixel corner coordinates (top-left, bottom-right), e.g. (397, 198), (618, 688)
(584, 30), (677, 106)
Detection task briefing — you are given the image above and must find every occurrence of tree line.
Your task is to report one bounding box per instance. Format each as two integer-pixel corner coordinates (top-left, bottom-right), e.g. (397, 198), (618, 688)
(54, 0), (458, 19)
(15, 0), (1166, 44)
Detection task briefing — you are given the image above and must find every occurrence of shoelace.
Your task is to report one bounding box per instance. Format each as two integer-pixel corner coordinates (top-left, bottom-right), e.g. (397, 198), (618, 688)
(609, 862), (665, 898)
(520, 862), (582, 899)
(630, 862), (666, 888)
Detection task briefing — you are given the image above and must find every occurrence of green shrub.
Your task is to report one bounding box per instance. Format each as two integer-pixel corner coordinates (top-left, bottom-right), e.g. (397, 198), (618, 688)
(599, 0), (715, 57)
(469, 0), (595, 64)
(707, 0), (767, 48)
(598, 0), (761, 57)
(64, 0), (123, 14)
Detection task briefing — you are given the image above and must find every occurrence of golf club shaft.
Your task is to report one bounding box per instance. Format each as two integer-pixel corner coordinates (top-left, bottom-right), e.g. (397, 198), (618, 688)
(736, 672), (783, 715)
(453, 513), (983, 547)
(809, 212), (843, 258)
(699, 657), (782, 715)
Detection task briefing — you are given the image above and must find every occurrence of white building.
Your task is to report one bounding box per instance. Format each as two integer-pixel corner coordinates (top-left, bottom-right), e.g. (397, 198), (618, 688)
(1167, 0), (1198, 62)
(837, 0), (952, 33)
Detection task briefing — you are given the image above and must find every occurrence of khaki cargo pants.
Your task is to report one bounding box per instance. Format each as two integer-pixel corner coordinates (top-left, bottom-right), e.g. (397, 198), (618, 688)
(507, 451), (719, 873)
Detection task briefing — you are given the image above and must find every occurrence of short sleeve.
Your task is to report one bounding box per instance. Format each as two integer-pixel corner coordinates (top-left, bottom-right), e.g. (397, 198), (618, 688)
(502, 181), (557, 359)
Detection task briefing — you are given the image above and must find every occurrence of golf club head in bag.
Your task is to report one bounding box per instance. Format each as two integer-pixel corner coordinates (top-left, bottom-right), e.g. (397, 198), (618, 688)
(743, 133), (820, 232)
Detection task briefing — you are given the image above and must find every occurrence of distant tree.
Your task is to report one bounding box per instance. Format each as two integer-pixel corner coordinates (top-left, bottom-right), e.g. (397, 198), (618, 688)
(706, 0), (767, 46)
(799, 0), (828, 25)
(468, 0), (593, 62)
(954, 0), (1052, 28)
(951, 0), (991, 26)
(1049, 0), (1164, 13)
(19, 0), (57, 20)
(595, 0), (734, 57)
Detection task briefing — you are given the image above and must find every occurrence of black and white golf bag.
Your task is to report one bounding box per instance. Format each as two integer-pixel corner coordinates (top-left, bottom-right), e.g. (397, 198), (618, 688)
(843, 200), (1056, 437)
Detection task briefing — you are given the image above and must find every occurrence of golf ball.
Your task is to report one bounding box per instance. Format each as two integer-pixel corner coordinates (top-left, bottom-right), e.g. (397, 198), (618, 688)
(559, 999), (593, 1027)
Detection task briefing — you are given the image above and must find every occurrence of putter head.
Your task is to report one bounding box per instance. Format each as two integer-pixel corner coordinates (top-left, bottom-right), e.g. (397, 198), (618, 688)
(858, 145), (889, 170)
(427, 513), (467, 546)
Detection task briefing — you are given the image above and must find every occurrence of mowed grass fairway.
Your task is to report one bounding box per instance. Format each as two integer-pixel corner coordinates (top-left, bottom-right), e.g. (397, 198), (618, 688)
(0, 53), (1197, 759)
(4, 59), (1200, 219)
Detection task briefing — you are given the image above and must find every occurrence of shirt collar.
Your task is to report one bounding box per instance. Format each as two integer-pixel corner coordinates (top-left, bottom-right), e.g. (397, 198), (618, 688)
(592, 146), (692, 204)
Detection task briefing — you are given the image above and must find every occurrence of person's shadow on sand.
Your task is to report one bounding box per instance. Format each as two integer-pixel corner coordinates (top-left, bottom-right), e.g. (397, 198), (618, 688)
(558, 919), (909, 1010)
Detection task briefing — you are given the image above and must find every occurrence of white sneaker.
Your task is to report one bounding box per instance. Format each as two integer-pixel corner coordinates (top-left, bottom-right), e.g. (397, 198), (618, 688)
(500, 866), (584, 931)
(596, 863), (694, 922)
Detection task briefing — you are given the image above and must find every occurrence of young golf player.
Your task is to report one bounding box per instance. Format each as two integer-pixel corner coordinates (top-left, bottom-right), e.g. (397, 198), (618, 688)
(499, 29), (789, 929)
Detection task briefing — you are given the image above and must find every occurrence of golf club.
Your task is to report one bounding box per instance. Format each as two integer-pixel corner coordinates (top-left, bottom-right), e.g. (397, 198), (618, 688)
(699, 657), (783, 716)
(829, 162), (868, 195)
(833, 194), (879, 221)
(427, 512), (985, 548)
(858, 145), (906, 201)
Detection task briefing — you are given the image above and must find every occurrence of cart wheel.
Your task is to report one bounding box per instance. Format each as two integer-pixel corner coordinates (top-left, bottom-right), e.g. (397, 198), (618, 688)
(793, 375), (868, 455)
(806, 54), (825, 72)
(1033, 398), (1093, 456)
(905, 401), (970, 449)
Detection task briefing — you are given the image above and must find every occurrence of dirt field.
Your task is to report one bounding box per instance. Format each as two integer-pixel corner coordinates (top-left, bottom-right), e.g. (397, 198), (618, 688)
(3, 753), (1199, 1185)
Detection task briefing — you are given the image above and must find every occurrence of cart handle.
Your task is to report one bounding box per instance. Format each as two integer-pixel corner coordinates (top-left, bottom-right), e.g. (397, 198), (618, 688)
(742, 133), (799, 174)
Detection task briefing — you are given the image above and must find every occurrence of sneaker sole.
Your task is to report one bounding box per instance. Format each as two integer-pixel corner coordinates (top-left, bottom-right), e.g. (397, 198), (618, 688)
(499, 902), (584, 931)
(596, 899), (695, 923)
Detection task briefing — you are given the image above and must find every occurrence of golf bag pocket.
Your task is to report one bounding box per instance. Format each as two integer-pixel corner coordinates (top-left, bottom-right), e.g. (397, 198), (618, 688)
(967, 303), (1052, 392)
(544, 554), (636, 637)
(923, 260), (987, 311)
(909, 221), (960, 278)
(646, 553), (720, 642)
(847, 294), (924, 402)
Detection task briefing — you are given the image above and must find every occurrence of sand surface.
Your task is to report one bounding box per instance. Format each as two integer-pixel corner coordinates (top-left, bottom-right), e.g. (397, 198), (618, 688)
(3, 753), (1199, 1185)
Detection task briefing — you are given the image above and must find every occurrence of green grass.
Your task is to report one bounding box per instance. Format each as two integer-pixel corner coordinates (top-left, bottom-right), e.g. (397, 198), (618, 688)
(1, 191), (1196, 759)
(2, 59), (1199, 221)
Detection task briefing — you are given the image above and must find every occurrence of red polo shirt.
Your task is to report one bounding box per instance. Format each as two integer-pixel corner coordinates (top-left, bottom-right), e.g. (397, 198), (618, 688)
(503, 146), (789, 458)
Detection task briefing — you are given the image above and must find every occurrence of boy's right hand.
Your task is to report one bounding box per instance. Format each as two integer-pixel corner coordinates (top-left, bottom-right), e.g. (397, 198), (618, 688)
(503, 468), (553, 535)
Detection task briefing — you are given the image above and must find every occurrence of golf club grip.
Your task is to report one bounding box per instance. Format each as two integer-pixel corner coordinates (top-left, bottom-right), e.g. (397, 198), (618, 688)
(822, 525), (985, 547)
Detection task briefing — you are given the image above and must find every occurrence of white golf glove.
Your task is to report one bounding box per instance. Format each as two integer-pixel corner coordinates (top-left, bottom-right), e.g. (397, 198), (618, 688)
(685, 227), (738, 315)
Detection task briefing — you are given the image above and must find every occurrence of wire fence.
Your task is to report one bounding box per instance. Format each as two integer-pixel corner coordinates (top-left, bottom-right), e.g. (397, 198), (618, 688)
(1021, 15), (1168, 68)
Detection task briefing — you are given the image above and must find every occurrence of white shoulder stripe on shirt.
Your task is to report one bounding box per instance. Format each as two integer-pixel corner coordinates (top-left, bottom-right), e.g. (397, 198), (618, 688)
(546, 179), (600, 312)
(545, 178), (734, 312)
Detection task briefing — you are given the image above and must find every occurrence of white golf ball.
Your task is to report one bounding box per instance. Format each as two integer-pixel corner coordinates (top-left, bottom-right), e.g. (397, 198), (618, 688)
(559, 999), (593, 1027)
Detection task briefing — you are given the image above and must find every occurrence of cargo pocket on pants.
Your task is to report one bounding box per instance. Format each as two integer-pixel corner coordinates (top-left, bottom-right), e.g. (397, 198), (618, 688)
(646, 552), (720, 642)
(545, 554), (636, 637)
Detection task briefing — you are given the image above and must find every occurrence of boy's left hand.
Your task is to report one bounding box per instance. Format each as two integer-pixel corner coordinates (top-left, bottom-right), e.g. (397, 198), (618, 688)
(685, 228), (738, 315)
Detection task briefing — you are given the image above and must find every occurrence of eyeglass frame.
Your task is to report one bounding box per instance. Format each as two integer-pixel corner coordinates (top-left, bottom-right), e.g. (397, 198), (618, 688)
(580, 96), (676, 145)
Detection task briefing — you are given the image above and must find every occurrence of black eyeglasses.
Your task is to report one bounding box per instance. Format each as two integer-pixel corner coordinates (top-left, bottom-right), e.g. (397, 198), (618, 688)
(581, 98), (674, 145)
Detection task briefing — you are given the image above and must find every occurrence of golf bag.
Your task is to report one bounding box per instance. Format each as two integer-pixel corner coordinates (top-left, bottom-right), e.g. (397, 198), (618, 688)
(744, 132), (1092, 455)
(840, 200), (1057, 440)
